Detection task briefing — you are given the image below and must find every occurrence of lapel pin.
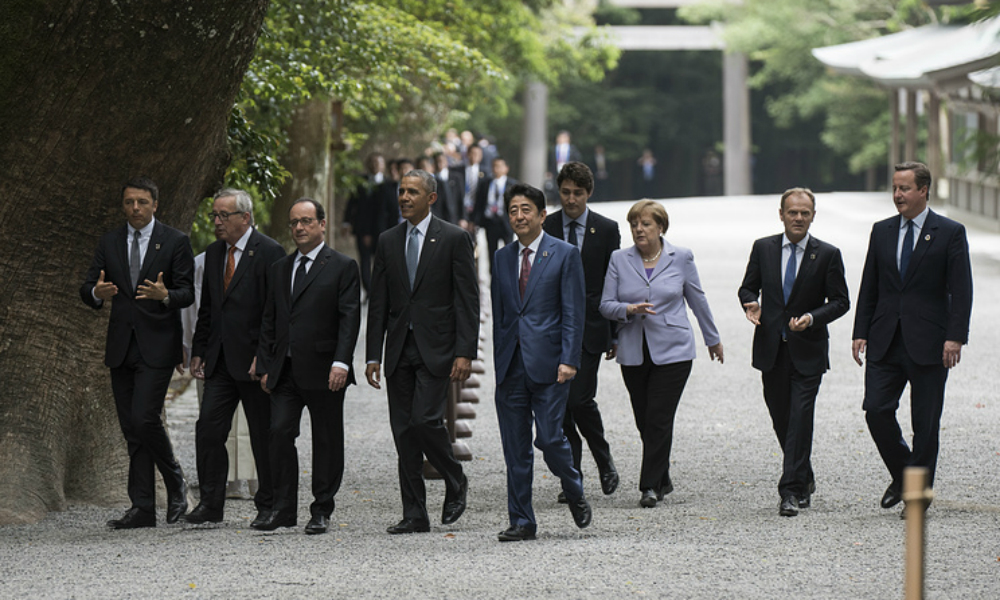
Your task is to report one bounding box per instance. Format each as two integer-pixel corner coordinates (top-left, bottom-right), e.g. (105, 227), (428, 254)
(590, 227), (595, 234)
(810, 253), (816, 260)
(542, 251), (549, 257)
(430, 238), (437, 243)
(924, 234), (930, 241)
(249, 250), (255, 257)
(155, 243), (161, 250)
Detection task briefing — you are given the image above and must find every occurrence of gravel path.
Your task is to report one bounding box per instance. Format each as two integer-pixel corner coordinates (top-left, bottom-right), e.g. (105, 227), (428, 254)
(2, 192), (998, 599)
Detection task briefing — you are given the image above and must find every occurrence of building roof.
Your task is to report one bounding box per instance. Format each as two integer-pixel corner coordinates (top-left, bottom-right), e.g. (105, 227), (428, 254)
(812, 18), (1000, 89)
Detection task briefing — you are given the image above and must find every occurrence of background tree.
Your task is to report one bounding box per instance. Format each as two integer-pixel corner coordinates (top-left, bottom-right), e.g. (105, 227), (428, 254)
(0, 0), (268, 525)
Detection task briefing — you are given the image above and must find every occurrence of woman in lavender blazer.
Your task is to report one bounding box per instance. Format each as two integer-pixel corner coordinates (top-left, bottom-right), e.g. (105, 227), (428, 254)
(600, 200), (724, 508)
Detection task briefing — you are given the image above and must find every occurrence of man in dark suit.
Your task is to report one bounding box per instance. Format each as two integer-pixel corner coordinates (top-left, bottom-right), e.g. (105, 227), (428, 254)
(852, 162), (973, 514)
(343, 152), (393, 293)
(491, 182), (591, 542)
(434, 152), (465, 226)
(80, 177), (195, 529)
(738, 188), (850, 517)
(551, 130), (582, 178)
(253, 198), (361, 535)
(185, 189), (286, 526)
(473, 156), (516, 272)
(542, 162), (621, 501)
(366, 169), (479, 535)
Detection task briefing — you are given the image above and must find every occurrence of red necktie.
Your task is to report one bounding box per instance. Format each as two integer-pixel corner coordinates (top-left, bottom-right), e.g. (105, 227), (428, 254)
(519, 248), (532, 299)
(223, 245), (236, 292)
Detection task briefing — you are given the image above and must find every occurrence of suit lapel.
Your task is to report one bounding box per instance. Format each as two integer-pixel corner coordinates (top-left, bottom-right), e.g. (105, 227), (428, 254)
(412, 217), (441, 292)
(521, 235), (554, 307)
(788, 236), (820, 303)
(224, 230), (258, 298)
(885, 216), (903, 287)
(291, 246), (329, 305)
(116, 226), (135, 296)
(137, 221), (164, 286)
(904, 211), (938, 285)
(647, 239), (674, 281)
(392, 223), (411, 293)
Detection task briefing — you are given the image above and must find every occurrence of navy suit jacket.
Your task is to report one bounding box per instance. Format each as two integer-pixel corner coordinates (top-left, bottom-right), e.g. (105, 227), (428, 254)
(492, 232), (585, 385)
(191, 229), (286, 380)
(80, 219), (194, 369)
(738, 234), (850, 376)
(257, 244), (361, 390)
(852, 210), (972, 366)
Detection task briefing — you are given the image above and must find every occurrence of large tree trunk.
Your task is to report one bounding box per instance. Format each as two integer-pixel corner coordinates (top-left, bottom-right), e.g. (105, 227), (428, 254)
(0, 0), (268, 525)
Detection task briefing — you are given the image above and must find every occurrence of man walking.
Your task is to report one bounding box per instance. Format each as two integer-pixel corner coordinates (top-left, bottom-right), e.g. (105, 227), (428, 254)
(80, 177), (194, 528)
(852, 162), (972, 514)
(738, 187), (849, 516)
(366, 169), (479, 535)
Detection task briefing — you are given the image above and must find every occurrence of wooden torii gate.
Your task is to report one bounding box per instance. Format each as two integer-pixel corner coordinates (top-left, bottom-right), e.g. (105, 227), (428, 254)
(520, 0), (752, 196)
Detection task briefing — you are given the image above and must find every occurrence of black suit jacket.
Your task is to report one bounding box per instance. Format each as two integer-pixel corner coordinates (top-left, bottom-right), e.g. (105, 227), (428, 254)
(472, 176), (518, 226)
(367, 215), (479, 378)
(80, 219), (195, 369)
(852, 210), (972, 366)
(191, 229), (286, 380)
(543, 208), (621, 354)
(738, 234), (850, 376)
(257, 244), (361, 390)
(433, 170), (466, 225)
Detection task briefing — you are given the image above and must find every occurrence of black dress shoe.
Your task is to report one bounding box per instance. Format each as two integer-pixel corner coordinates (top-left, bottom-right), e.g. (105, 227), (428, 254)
(779, 496), (799, 517)
(659, 476), (673, 498)
(639, 489), (658, 508)
(250, 510), (271, 529)
(442, 474), (468, 525)
(166, 479), (188, 524)
(881, 480), (903, 509)
(251, 511), (296, 531)
(556, 491), (568, 504)
(386, 518), (430, 534)
(797, 495), (811, 509)
(107, 507), (155, 529)
(183, 504), (223, 524)
(305, 515), (329, 535)
(600, 469), (620, 496)
(498, 525), (536, 542)
(568, 495), (592, 529)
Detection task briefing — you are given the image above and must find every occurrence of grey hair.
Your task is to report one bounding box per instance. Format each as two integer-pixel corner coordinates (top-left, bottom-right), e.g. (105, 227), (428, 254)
(402, 169), (437, 194)
(214, 188), (254, 225)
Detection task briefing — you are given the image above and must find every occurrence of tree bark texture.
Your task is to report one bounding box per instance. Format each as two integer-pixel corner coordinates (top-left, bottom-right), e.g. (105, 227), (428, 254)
(0, 0), (268, 525)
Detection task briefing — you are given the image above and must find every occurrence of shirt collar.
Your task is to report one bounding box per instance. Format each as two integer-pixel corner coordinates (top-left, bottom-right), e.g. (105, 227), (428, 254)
(561, 208), (589, 229)
(230, 227), (253, 253)
(407, 213), (432, 237)
(781, 232), (809, 250)
(518, 231), (545, 255)
(127, 216), (156, 238)
(296, 242), (324, 263)
(903, 207), (930, 230)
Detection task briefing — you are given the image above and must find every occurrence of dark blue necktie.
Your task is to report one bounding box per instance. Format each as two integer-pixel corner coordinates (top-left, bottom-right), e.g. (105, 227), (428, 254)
(292, 255), (309, 297)
(900, 219), (914, 277)
(783, 243), (796, 304)
(568, 221), (579, 249)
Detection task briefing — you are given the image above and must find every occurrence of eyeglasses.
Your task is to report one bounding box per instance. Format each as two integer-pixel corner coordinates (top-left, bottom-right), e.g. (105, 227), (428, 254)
(209, 211), (244, 221)
(288, 217), (317, 228)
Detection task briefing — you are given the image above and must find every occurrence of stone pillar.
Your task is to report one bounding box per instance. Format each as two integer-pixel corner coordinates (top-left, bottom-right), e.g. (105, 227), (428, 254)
(927, 93), (941, 201)
(723, 51), (751, 196)
(890, 89), (900, 185)
(905, 89), (918, 163)
(520, 80), (548, 189)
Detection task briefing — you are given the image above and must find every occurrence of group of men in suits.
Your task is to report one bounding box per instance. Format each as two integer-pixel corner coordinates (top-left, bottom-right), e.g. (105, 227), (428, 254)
(739, 161), (972, 517)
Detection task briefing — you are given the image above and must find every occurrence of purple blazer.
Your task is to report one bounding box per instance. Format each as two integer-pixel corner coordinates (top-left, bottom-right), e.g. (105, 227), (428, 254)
(600, 240), (720, 366)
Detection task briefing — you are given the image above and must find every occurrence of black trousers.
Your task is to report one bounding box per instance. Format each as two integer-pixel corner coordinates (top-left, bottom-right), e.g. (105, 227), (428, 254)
(269, 359), (345, 519)
(864, 325), (948, 487)
(195, 348), (273, 512)
(620, 341), (692, 491)
(386, 332), (464, 523)
(761, 341), (822, 498)
(562, 348), (613, 475)
(109, 333), (184, 513)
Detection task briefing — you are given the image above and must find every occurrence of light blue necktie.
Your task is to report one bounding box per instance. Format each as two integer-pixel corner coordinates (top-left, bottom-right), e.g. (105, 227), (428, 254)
(783, 242), (796, 304)
(406, 227), (419, 287)
(900, 219), (914, 277)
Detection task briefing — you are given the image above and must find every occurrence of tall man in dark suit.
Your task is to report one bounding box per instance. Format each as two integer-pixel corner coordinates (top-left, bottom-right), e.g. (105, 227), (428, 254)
(366, 169), (479, 535)
(80, 177), (195, 529)
(343, 152), (393, 293)
(492, 182), (591, 542)
(852, 162), (973, 514)
(542, 162), (621, 501)
(253, 198), (361, 535)
(738, 188), (850, 517)
(474, 156), (516, 272)
(185, 189), (286, 526)
(434, 152), (465, 226)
